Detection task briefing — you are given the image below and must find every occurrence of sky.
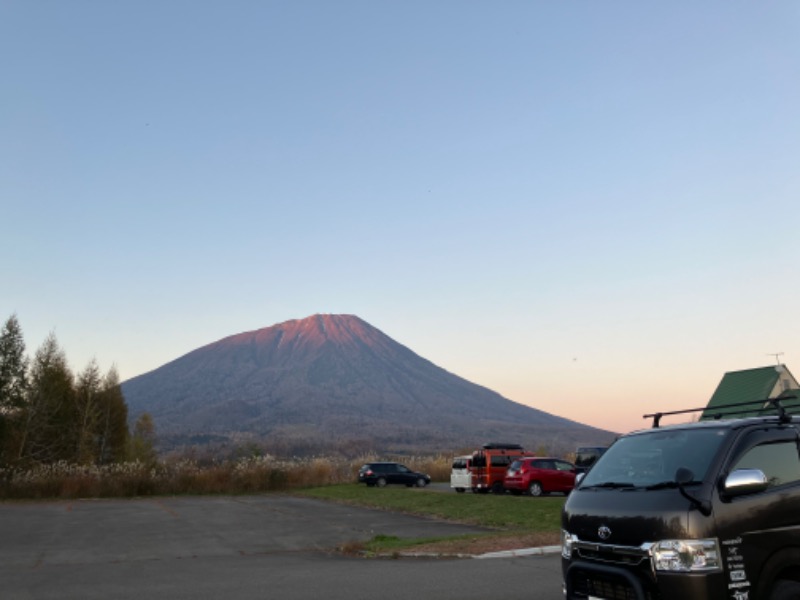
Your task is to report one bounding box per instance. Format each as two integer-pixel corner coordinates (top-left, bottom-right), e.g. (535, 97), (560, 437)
(2, 1), (799, 436)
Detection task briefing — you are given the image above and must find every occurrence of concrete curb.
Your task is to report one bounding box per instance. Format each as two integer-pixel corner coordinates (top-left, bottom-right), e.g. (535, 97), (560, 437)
(475, 545), (562, 559)
(395, 545), (562, 560)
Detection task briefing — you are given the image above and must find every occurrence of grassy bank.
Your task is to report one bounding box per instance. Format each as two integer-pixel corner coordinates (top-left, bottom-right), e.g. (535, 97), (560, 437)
(299, 483), (565, 530)
(297, 483), (565, 554)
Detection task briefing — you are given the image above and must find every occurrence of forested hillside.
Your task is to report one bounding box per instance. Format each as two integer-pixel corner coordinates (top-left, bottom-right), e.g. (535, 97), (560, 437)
(123, 314), (615, 456)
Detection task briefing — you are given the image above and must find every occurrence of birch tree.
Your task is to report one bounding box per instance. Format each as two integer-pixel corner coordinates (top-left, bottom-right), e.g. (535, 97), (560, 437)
(75, 359), (103, 463)
(95, 366), (129, 464)
(129, 412), (157, 465)
(0, 314), (28, 463)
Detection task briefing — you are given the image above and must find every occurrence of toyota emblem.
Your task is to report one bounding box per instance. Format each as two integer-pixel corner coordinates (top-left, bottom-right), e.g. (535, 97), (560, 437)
(598, 526), (612, 540)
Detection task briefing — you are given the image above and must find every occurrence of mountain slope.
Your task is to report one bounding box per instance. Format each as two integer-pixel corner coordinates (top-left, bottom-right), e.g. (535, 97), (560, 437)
(122, 314), (614, 454)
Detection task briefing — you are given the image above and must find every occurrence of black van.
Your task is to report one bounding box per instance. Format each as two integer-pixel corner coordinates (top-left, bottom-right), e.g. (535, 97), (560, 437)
(561, 398), (800, 600)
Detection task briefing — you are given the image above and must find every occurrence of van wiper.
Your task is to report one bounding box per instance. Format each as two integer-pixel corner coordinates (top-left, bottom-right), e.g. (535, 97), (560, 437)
(646, 479), (701, 490)
(644, 480), (677, 490)
(586, 481), (635, 489)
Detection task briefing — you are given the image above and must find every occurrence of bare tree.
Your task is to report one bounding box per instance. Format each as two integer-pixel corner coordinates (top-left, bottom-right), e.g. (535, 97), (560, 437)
(75, 359), (103, 464)
(95, 366), (129, 464)
(129, 412), (157, 465)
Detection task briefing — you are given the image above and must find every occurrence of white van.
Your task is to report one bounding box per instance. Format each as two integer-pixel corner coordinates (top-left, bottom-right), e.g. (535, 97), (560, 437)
(450, 455), (472, 493)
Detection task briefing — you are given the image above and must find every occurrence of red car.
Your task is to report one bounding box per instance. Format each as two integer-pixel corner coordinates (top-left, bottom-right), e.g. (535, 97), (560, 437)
(503, 457), (576, 496)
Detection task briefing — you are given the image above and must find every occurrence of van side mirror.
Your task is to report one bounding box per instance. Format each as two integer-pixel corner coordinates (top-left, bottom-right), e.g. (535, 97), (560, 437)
(575, 472), (585, 485)
(723, 469), (769, 497)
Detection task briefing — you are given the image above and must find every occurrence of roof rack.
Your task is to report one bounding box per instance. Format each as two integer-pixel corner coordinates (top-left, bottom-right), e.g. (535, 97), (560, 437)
(644, 396), (799, 428)
(480, 443), (524, 450)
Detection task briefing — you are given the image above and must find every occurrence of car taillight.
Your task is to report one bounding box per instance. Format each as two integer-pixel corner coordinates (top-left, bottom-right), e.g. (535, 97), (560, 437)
(365, 470), (374, 476)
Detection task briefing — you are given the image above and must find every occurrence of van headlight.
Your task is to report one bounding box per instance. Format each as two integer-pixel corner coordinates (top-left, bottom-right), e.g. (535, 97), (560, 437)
(650, 539), (722, 572)
(561, 530), (576, 559)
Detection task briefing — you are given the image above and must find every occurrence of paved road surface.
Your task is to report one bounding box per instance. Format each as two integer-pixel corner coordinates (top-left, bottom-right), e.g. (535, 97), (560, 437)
(0, 495), (564, 600)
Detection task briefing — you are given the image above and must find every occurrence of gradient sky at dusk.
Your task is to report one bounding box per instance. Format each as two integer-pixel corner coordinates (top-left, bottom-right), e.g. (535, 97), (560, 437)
(3, 2), (799, 435)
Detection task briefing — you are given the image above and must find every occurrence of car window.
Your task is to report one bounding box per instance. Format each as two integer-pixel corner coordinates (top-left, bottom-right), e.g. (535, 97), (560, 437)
(732, 440), (800, 488)
(509, 460), (522, 470)
(396, 465), (409, 473)
(555, 460), (573, 471)
(491, 455), (513, 467)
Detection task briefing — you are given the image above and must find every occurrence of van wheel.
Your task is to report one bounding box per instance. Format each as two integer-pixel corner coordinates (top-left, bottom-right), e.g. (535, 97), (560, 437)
(455, 488), (465, 493)
(415, 478), (427, 488)
(528, 482), (544, 497)
(770, 580), (800, 600)
(491, 482), (505, 494)
(376, 477), (387, 488)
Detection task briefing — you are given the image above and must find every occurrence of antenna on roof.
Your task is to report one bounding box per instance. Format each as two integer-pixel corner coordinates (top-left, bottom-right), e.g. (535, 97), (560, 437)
(767, 352), (785, 365)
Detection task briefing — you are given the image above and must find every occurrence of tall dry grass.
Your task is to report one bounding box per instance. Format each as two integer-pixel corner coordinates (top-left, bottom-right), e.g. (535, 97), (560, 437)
(0, 454), (453, 500)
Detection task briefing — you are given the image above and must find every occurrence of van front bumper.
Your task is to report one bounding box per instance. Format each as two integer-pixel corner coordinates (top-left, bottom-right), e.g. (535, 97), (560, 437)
(563, 559), (732, 600)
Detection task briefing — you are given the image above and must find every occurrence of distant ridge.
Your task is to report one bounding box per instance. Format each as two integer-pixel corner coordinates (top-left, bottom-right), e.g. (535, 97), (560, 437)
(122, 314), (614, 455)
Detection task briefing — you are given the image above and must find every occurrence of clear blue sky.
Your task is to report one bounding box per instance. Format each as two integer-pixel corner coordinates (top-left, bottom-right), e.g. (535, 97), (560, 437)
(3, 2), (799, 434)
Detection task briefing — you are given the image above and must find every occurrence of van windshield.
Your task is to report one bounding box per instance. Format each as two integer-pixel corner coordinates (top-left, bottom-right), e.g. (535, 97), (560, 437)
(580, 427), (731, 489)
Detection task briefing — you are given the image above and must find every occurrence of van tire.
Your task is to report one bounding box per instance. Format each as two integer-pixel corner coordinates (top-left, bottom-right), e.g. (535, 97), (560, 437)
(528, 482), (544, 497)
(491, 482), (505, 494)
(770, 580), (800, 600)
(415, 477), (427, 488)
(455, 487), (465, 493)
(376, 477), (387, 488)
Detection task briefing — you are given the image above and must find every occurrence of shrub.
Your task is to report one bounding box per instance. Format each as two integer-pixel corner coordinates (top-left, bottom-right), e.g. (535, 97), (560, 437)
(0, 453), (451, 500)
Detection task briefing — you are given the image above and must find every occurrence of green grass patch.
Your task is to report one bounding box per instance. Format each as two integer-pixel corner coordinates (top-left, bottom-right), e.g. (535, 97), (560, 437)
(360, 533), (482, 555)
(297, 484), (565, 532)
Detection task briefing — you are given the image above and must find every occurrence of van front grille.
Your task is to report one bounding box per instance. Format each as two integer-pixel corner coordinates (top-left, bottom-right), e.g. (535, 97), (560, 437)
(572, 572), (659, 600)
(574, 540), (651, 568)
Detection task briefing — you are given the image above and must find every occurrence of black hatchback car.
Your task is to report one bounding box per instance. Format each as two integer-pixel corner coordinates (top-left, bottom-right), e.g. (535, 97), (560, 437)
(358, 462), (430, 488)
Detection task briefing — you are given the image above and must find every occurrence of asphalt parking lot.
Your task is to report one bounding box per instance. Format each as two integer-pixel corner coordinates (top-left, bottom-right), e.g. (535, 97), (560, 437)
(0, 494), (489, 565)
(0, 494), (564, 600)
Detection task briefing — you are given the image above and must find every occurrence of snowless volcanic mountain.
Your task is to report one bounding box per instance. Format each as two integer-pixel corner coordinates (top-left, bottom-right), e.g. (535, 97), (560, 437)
(122, 314), (615, 455)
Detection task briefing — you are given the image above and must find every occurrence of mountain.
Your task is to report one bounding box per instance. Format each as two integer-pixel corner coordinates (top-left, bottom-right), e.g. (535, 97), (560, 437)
(121, 314), (615, 456)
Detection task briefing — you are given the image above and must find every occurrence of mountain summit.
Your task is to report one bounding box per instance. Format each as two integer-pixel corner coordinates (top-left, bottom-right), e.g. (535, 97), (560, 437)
(122, 314), (613, 455)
